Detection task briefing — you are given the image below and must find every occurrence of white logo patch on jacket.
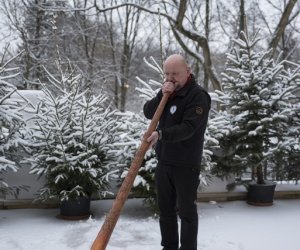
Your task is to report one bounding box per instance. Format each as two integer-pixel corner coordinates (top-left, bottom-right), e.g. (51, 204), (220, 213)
(170, 105), (177, 114)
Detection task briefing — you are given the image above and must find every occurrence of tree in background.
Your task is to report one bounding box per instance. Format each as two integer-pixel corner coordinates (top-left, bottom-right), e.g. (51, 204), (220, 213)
(8, 0), (112, 91)
(0, 52), (28, 197)
(1, 0), (299, 111)
(269, 60), (300, 182)
(26, 60), (119, 201)
(1, 0), (156, 111)
(101, 0), (153, 111)
(213, 31), (300, 186)
(7, 0), (65, 89)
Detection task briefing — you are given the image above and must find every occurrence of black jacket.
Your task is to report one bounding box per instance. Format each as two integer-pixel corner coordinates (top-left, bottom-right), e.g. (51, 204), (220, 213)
(143, 75), (211, 170)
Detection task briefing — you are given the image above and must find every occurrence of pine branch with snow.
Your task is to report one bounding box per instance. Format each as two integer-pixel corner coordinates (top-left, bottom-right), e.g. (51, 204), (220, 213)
(214, 32), (300, 185)
(26, 64), (118, 201)
(111, 110), (158, 210)
(0, 54), (27, 197)
(108, 58), (162, 210)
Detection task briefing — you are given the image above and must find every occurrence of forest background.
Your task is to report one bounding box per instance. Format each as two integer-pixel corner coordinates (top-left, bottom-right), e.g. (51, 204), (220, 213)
(1, 0), (299, 112)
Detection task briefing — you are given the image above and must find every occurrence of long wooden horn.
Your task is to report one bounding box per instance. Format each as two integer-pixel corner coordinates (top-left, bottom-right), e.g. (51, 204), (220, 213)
(91, 93), (170, 250)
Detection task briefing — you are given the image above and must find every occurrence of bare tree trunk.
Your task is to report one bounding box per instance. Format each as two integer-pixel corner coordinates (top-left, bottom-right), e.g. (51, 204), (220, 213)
(119, 5), (141, 112)
(80, 0), (100, 90)
(93, 0), (222, 91)
(281, 21), (289, 69)
(34, 0), (43, 88)
(173, 0), (221, 91)
(193, 45), (201, 80)
(103, 1), (119, 109)
(203, 0), (210, 90)
(174, 23), (221, 91)
(239, 0), (246, 37)
(120, 5), (130, 112)
(100, 1), (142, 111)
(111, 34), (120, 110)
(269, 0), (298, 57)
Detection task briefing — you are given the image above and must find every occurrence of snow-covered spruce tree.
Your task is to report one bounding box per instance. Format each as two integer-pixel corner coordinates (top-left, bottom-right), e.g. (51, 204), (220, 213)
(27, 64), (118, 201)
(0, 54), (28, 197)
(111, 57), (217, 211)
(109, 58), (162, 211)
(286, 100), (300, 182)
(269, 62), (300, 182)
(214, 31), (300, 185)
(112, 110), (157, 211)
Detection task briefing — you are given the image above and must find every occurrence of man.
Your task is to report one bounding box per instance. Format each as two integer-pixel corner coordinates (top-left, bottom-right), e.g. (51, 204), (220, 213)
(143, 54), (211, 250)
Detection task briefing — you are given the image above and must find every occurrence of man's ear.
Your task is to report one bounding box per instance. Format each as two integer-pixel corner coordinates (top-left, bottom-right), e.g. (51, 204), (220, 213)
(187, 66), (191, 74)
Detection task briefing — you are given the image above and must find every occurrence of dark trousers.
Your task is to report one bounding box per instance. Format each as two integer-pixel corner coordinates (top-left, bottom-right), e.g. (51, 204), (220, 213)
(155, 163), (200, 250)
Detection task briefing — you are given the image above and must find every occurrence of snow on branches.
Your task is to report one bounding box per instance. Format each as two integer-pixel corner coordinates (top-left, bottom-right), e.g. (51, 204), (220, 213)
(214, 31), (300, 184)
(0, 54), (27, 197)
(26, 63), (118, 201)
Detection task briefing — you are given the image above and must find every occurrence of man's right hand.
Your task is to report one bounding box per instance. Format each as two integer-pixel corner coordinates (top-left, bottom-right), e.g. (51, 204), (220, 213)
(162, 81), (175, 94)
(145, 131), (159, 148)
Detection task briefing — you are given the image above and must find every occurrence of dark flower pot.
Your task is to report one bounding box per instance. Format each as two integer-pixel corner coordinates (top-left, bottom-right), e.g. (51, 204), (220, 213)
(59, 196), (91, 220)
(247, 181), (276, 206)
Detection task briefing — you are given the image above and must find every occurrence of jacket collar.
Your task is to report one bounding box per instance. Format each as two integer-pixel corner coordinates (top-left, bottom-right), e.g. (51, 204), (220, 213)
(175, 74), (195, 97)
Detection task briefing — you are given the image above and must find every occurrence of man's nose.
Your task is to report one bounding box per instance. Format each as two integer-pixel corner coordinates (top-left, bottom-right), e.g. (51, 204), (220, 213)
(166, 76), (174, 82)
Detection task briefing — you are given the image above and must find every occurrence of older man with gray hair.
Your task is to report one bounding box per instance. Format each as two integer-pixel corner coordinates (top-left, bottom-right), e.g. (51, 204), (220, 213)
(144, 54), (211, 250)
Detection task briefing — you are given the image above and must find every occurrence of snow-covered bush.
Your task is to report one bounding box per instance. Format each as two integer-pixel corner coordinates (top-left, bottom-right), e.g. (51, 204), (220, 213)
(270, 67), (300, 182)
(26, 64), (118, 201)
(0, 54), (28, 197)
(111, 110), (157, 210)
(110, 58), (161, 210)
(213, 31), (300, 185)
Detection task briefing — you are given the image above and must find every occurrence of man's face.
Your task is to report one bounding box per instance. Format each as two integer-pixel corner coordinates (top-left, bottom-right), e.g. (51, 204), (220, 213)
(163, 60), (190, 91)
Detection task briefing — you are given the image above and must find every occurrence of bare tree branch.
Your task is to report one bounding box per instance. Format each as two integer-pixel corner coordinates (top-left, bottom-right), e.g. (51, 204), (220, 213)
(96, 1), (222, 91)
(93, 2), (176, 23)
(172, 9), (221, 91)
(256, 2), (273, 36)
(176, 0), (187, 25)
(33, 0), (221, 91)
(239, 0), (246, 37)
(269, 0), (298, 57)
(216, 3), (231, 38)
(171, 27), (204, 64)
(287, 8), (300, 24)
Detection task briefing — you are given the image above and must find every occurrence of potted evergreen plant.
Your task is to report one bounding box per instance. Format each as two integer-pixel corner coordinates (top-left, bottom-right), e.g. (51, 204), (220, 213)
(26, 65), (117, 219)
(214, 32), (300, 205)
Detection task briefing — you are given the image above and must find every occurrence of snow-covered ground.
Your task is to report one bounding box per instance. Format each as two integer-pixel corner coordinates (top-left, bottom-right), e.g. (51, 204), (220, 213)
(1, 198), (300, 250)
